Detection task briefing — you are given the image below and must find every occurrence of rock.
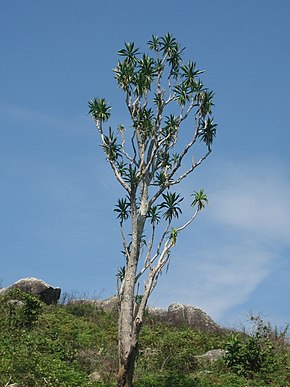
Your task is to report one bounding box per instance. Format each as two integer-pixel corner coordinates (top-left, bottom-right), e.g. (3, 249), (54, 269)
(167, 303), (221, 332)
(98, 296), (118, 312)
(69, 296), (118, 312)
(147, 307), (167, 322)
(69, 298), (221, 333)
(79, 297), (224, 325)
(141, 347), (158, 358)
(89, 371), (101, 382)
(0, 278), (61, 305)
(195, 349), (225, 363)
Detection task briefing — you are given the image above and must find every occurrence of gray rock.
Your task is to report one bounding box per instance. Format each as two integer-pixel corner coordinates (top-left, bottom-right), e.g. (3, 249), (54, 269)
(98, 296), (118, 312)
(195, 349), (225, 362)
(0, 277), (61, 305)
(167, 303), (221, 332)
(88, 371), (101, 382)
(147, 307), (167, 322)
(69, 296), (118, 312)
(69, 298), (221, 333)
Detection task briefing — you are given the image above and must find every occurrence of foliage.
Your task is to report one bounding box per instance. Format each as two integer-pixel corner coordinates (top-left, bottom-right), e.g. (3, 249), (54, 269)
(224, 315), (290, 383)
(0, 288), (43, 328)
(89, 34), (216, 383)
(0, 297), (289, 386)
(88, 33), (215, 300)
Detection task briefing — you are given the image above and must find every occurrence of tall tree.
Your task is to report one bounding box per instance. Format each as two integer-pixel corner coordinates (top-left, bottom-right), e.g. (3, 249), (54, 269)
(88, 33), (217, 386)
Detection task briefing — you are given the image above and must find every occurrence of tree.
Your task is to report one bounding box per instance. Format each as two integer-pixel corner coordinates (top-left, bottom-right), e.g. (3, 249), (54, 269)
(88, 33), (217, 386)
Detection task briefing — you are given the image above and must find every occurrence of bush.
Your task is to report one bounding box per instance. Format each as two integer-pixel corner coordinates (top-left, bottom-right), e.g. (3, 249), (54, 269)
(0, 297), (289, 386)
(224, 315), (285, 380)
(0, 288), (43, 328)
(136, 371), (199, 386)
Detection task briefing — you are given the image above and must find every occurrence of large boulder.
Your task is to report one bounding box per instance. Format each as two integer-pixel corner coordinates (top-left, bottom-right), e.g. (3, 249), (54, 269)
(0, 277), (61, 305)
(167, 303), (221, 332)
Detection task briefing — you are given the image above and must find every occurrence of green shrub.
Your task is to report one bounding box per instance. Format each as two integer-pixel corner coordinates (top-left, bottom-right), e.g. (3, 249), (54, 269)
(0, 297), (289, 386)
(224, 315), (281, 379)
(136, 371), (199, 386)
(0, 288), (43, 328)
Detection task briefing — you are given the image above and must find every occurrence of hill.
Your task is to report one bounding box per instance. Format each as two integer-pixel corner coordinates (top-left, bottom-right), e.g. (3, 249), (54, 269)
(0, 289), (289, 386)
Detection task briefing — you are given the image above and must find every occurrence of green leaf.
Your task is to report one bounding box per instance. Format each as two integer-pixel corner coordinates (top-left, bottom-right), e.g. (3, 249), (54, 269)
(148, 205), (161, 225)
(147, 35), (160, 52)
(114, 198), (130, 223)
(163, 114), (180, 138)
(160, 192), (183, 222)
(198, 90), (215, 116)
(102, 127), (122, 161)
(197, 118), (217, 149)
(116, 266), (126, 282)
(181, 61), (204, 88)
(191, 189), (208, 210)
(173, 82), (191, 106)
(170, 228), (178, 245)
(118, 42), (139, 64)
(88, 98), (111, 122)
(113, 60), (135, 91)
(159, 33), (177, 56)
(123, 164), (139, 188)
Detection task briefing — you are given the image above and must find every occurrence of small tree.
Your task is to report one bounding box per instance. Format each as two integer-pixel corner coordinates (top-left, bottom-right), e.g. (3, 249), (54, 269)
(89, 33), (217, 386)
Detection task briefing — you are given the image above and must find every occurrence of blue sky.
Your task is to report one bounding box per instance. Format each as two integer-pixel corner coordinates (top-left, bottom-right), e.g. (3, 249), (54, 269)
(1, 1), (289, 327)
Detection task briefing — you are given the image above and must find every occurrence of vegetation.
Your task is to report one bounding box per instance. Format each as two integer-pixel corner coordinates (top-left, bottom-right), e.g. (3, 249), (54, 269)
(0, 290), (289, 386)
(88, 33), (217, 386)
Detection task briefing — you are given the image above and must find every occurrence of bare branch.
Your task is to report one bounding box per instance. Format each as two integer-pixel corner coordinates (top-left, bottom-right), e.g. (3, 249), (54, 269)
(136, 222), (170, 280)
(135, 238), (173, 323)
(120, 127), (135, 164)
(109, 160), (131, 193)
(171, 149), (211, 186)
(176, 208), (199, 232)
(120, 222), (130, 262)
(96, 124), (131, 193)
(180, 99), (197, 122)
(131, 132), (138, 162)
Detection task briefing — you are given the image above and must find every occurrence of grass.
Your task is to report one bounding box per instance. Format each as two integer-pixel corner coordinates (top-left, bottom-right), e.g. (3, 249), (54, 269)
(0, 290), (289, 386)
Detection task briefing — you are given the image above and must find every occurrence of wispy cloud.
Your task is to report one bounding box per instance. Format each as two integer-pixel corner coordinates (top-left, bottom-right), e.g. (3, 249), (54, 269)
(0, 102), (87, 133)
(152, 159), (290, 321)
(209, 161), (290, 245)
(153, 240), (273, 320)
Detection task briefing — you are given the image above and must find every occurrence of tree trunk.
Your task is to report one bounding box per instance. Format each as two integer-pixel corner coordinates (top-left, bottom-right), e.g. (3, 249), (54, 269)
(117, 303), (143, 387)
(117, 184), (148, 386)
(117, 343), (138, 387)
(117, 275), (136, 386)
(117, 246), (142, 387)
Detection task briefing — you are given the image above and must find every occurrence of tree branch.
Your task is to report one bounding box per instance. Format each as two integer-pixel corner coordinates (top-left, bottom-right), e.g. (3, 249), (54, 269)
(136, 222), (170, 280)
(170, 149), (211, 186)
(95, 119), (131, 193)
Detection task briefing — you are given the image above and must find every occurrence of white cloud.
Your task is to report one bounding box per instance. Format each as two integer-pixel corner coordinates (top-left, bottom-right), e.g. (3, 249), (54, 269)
(209, 161), (290, 245)
(186, 245), (272, 318)
(152, 242), (273, 320)
(152, 160), (290, 321)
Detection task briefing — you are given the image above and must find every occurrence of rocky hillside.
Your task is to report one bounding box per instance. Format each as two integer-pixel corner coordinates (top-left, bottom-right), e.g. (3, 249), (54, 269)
(0, 278), (289, 386)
